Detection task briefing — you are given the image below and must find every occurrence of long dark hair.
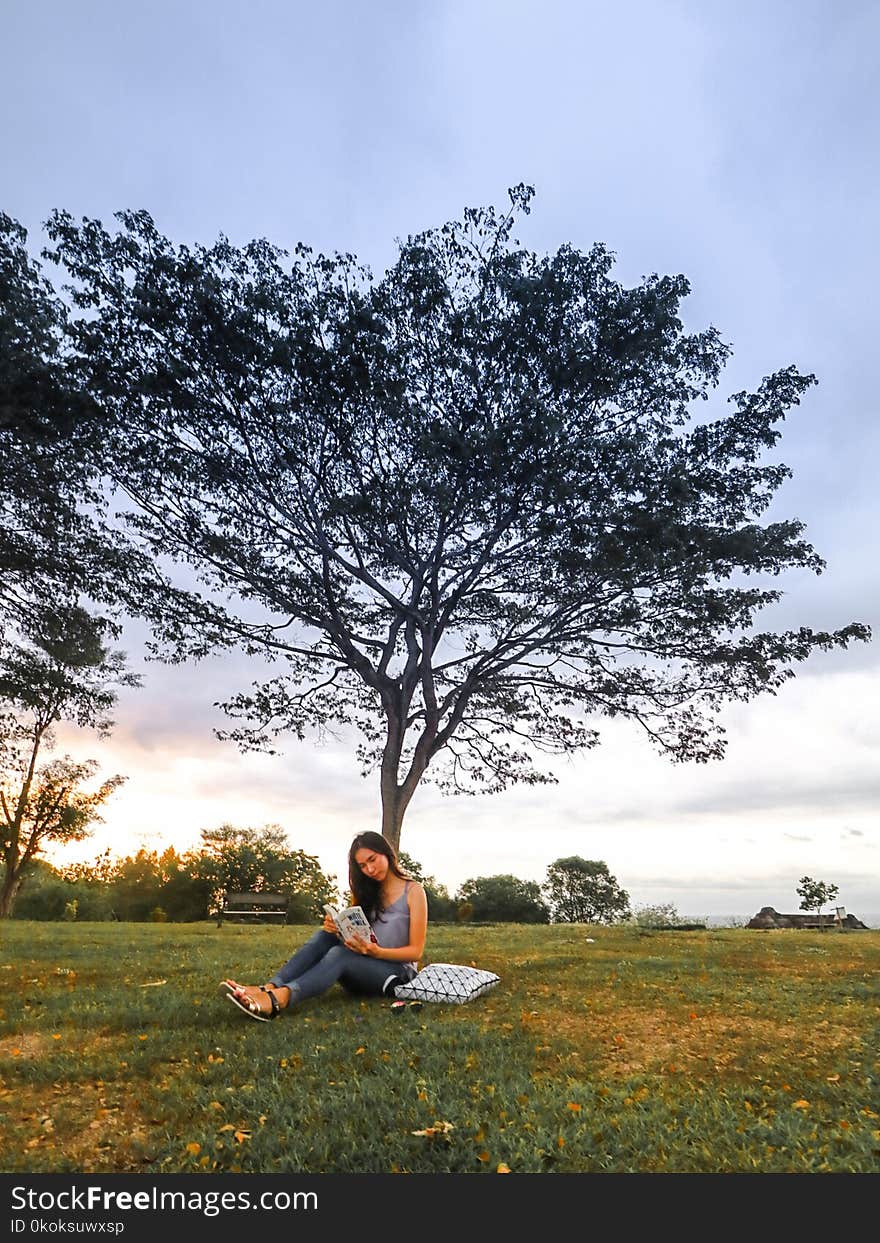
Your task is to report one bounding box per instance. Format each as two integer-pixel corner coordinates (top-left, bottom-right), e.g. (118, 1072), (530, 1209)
(348, 832), (408, 921)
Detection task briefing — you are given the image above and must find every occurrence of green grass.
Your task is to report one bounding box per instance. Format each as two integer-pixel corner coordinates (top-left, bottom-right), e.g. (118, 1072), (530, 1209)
(0, 921), (877, 1173)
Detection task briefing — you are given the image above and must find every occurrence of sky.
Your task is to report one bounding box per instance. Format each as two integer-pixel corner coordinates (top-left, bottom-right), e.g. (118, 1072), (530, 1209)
(3, 0), (879, 921)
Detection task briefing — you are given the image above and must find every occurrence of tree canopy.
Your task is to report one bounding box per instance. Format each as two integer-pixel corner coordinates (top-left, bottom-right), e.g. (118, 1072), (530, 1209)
(39, 187), (870, 850)
(796, 876), (839, 921)
(13, 835), (336, 923)
(0, 214), (165, 639)
(543, 856), (631, 924)
(195, 823), (337, 919)
(457, 873), (550, 923)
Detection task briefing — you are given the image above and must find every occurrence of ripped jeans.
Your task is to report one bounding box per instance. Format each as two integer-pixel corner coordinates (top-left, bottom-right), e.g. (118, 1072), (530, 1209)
(268, 929), (415, 1006)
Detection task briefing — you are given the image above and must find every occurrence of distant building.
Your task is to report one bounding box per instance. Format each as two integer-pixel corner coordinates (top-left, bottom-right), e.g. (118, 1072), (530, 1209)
(747, 906), (868, 930)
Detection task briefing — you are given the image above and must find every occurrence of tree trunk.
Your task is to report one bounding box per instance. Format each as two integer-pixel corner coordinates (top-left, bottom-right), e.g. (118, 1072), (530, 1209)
(0, 866), (22, 919)
(380, 741), (434, 854)
(378, 703), (434, 855)
(380, 795), (405, 855)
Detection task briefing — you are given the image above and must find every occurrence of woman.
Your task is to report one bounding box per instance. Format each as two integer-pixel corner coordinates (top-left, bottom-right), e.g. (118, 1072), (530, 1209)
(222, 832), (427, 1021)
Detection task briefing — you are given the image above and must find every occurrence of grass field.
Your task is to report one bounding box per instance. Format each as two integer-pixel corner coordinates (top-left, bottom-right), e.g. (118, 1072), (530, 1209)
(0, 920), (876, 1174)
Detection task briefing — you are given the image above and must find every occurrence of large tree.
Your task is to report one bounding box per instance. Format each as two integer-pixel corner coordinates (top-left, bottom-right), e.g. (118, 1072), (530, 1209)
(42, 189), (869, 851)
(0, 212), (90, 625)
(0, 603), (138, 916)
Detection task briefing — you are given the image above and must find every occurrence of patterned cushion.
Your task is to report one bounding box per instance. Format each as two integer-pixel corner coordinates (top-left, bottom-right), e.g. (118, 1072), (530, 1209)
(393, 962), (500, 1004)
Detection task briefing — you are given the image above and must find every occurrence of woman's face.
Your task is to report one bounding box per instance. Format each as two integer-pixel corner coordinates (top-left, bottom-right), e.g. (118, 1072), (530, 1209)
(354, 846), (389, 884)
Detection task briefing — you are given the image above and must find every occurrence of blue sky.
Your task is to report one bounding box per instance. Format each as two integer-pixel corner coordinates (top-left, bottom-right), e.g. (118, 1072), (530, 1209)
(3, 0), (878, 918)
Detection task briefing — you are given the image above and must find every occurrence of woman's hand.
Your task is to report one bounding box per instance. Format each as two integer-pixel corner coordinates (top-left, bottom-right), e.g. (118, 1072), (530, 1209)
(343, 934), (380, 956)
(322, 913), (339, 935)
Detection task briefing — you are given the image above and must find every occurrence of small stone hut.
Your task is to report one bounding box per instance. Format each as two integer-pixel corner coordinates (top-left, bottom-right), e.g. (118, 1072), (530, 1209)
(747, 906), (868, 930)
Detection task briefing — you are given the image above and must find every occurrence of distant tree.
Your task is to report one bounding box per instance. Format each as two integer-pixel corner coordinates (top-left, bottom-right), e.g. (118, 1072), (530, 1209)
(61, 847), (116, 886)
(397, 849), (458, 921)
(543, 856), (631, 924)
(58, 846), (211, 922)
(456, 874), (550, 923)
(104, 849), (163, 922)
(57, 847), (118, 920)
(153, 847), (213, 923)
(796, 876), (839, 928)
(396, 850), (425, 882)
(195, 824), (337, 920)
(21, 837), (330, 924)
(42, 191), (869, 853)
(0, 604), (137, 916)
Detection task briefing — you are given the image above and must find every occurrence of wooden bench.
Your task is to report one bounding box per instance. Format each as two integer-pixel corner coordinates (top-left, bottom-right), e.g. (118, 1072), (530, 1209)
(217, 892), (289, 927)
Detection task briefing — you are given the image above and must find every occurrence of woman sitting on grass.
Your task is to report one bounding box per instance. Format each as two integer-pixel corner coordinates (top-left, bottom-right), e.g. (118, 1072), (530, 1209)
(222, 832), (427, 1021)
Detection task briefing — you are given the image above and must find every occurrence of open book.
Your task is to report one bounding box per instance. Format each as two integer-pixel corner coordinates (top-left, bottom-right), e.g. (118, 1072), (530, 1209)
(324, 903), (378, 944)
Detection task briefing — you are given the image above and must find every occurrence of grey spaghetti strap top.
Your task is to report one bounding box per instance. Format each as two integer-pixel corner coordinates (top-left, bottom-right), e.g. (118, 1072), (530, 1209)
(370, 880), (416, 973)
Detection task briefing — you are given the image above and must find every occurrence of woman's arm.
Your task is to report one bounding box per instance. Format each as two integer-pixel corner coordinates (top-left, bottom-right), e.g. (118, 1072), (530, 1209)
(345, 882), (428, 962)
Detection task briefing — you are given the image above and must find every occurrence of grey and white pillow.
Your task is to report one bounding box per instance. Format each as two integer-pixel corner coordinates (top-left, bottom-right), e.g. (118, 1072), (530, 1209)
(393, 962), (500, 1004)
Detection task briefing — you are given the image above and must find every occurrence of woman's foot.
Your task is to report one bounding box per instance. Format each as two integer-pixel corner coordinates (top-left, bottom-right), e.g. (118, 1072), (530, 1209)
(221, 980), (265, 1004)
(221, 980), (290, 1019)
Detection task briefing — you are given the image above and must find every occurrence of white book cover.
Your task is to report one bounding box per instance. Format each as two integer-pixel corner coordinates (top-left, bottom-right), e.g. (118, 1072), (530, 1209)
(324, 903), (378, 944)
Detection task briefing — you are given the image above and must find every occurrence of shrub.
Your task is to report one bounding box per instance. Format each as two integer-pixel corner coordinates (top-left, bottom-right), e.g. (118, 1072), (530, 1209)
(12, 862), (77, 920)
(632, 902), (681, 929)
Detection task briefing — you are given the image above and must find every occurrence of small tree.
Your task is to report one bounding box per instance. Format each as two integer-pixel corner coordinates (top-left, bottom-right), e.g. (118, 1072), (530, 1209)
(796, 876), (839, 928)
(543, 856), (631, 924)
(0, 604), (138, 917)
(456, 874), (550, 923)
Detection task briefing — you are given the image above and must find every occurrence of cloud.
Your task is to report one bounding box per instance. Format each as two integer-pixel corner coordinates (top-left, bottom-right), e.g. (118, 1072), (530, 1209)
(9, 0), (879, 924)
(677, 772), (880, 818)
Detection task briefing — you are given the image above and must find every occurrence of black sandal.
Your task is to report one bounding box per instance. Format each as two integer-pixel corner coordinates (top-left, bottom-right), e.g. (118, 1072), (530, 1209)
(226, 986), (282, 1023)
